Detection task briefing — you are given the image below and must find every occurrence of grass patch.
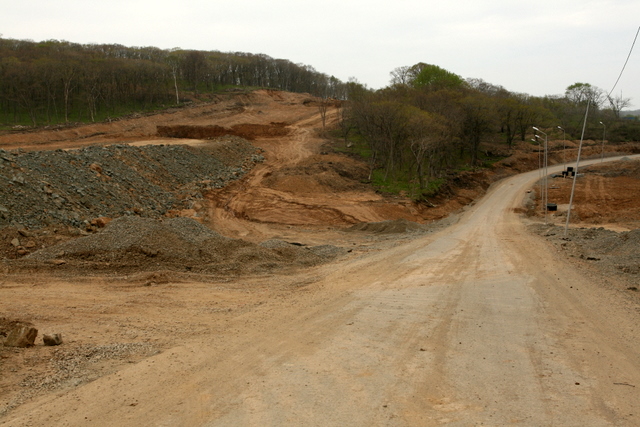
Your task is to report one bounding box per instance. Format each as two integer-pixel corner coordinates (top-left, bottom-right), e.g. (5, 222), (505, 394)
(371, 169), (413, 195)
(0, 100), (175, 129)
(371, 169), (446, 201)
(332, 134), (372, 159)
(421, 178), (446, 198)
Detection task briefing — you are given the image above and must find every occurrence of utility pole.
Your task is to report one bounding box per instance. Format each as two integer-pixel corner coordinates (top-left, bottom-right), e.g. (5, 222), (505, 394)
(533, 127), (548, 224)
(599, 121), (606, 162)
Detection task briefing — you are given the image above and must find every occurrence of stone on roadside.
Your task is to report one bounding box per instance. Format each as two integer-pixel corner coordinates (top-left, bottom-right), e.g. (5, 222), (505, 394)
(91, 217), (112, 228)
(18, 228), (32, 237)
(43, 333), (63, 346)
(5, 323), (38, 347)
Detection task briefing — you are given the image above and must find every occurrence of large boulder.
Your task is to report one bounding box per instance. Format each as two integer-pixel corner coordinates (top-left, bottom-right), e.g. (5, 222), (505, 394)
(4, 322), (38, 347)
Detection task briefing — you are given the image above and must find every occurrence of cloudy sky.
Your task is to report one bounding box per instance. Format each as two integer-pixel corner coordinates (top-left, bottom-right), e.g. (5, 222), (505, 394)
(3, 0), (639, 107)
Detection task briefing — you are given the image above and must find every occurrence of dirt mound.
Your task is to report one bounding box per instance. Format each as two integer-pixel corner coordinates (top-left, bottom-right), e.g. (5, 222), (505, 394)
(16, 216), (346, 274)
(346, 218), (426, 234)
(581, 156), (640, 178)
(262, 155), (370, 193)
(157, 123), (289, 140)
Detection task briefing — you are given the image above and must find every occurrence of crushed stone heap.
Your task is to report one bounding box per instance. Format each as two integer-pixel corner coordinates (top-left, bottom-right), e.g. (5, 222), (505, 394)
(22, 216), (347, 274)
(0, 137), (263, 229)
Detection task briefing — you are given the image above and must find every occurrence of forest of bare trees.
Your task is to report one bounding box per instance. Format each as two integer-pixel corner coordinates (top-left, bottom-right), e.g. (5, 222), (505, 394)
(0, 37), (347, 126)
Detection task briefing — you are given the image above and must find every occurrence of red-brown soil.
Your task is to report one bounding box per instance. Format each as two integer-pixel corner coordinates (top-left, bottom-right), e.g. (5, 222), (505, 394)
(544, 159), (640, 230)
(1, 90), (639, 424)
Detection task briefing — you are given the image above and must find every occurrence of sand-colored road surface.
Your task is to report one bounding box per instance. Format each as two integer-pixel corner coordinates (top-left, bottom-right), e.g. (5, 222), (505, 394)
(3, 157), (639, 426)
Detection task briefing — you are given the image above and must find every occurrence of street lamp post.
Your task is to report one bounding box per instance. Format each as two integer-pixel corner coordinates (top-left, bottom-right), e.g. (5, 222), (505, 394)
(557, 126), (566, 171)
(533, 126), (548, 224)
(534, 134), (546, 218)
(531, 138), (542, 173)
(532, 137), (543, 215)
(599, 121), (606, 163)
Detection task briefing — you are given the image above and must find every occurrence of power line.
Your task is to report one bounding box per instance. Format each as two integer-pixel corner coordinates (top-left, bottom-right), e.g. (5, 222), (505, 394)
(565, 26), (638, 236)
(608, 26), (640, 97)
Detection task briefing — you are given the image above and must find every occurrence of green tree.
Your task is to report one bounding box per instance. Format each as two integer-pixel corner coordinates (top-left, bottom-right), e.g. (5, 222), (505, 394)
(182, 50), (207, 94)
(565, 82), (604, 109)
(412, 64), (465, 90)
(407, 110), (452, 188)
(460, 92), (497, 166)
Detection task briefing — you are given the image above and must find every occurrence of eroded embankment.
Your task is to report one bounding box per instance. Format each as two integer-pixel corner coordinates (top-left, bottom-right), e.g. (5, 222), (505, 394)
(156, 122), (290, 140)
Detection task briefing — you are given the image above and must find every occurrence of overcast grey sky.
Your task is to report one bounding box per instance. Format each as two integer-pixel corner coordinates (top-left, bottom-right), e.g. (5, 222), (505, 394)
(2, 1), (639, 107)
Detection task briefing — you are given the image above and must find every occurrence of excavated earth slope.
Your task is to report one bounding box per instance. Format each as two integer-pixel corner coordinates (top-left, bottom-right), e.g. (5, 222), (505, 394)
(1, 90), (640, 424)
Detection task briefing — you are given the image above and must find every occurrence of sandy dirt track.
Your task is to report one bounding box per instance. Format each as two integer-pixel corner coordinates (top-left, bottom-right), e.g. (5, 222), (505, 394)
(3, 156), (639, 426)
(1, 90), (640, 425)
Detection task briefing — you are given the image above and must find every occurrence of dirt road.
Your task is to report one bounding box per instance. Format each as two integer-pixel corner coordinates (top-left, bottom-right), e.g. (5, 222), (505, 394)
(3, 156), (639, 426)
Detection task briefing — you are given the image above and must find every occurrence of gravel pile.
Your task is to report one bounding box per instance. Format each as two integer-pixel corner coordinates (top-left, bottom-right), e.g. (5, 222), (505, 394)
(18, 216), (347, 274)
(0, 137), (263, 229)
(531, 223), (640, 288)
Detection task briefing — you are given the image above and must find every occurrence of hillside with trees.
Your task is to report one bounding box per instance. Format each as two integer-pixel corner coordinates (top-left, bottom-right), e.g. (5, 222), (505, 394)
(1, 38), (639, 203)
(341, 63), (640, 200)
(0, 37), (347, 127)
